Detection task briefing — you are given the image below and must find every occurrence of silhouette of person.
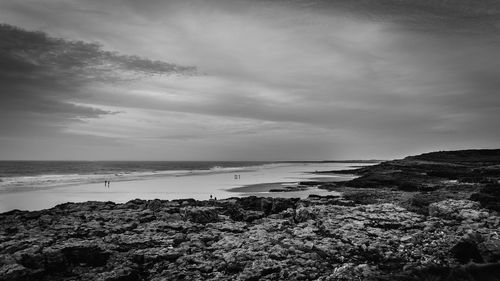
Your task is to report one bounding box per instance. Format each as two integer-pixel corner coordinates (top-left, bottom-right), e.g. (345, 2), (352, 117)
(210, 194), (213, 199)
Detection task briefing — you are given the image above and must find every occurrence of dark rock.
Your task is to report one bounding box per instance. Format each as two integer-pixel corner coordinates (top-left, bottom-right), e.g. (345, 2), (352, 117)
(4, 227), (18, 235)
(386, 262), (500, 281)
(337, 149), (500, 194)
(470, 183), (500, 212)
(451, 240), (484, 264)
(181, 207), (219, 223)
(236, 196), (298, 215)
(13, 247), (44, 269)
(123, 199), (147, 209)
(41, 242), (110, 272)
(0, 263), (37, 281)
(343, 189), (381, 205)
(42, 247), (66, 272)
(462, 262), (500, 281)
(63, 243), (109, 266)
(299, 181), (320, 186)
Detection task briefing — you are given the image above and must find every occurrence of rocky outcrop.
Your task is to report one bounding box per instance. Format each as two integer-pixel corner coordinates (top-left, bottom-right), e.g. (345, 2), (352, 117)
(324, 150), (500, 207)
(1, 195), (499, 281)
(428, 200), (488, 221)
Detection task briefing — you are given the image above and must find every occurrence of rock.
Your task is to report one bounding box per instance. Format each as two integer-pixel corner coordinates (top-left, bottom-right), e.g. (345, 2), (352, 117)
(41, 241), (109, 272)
(235, 197), (298, 215)
(0, 263), (34, 281)
(12, 247), (44, 270)
(96, 267), (140, 281)
(451, 240), (484, 264)
(147, 199), (164, 212)
(62, 242), (109, 266)
(123, 199), (147, 209)
(329, 263), (358, 280)
(42, 247), (66, 272)
(112, 222), (138, 234)
(210, 221), (247, 233)
(243, 210), (265, 222)
(429, 199), (483, 220)
(268, 245), (288, 260)
(181, 207), (219, 223)
(355, 263), (373, 277)
(294, 206), (316, 223)
(238, 258), (281, 280)
(0, 191), (499, 280)
(470, 183), (500, 212)
(132, 248), (182, 263)
(479, 239), (500, 263)
(293, 226), (317, 239)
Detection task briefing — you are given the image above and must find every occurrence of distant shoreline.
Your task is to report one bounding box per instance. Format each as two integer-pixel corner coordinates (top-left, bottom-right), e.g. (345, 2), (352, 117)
(0, 162), (356, 212)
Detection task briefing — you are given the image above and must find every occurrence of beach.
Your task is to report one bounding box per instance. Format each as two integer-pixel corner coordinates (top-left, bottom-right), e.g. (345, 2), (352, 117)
(0, 162), (359, 213)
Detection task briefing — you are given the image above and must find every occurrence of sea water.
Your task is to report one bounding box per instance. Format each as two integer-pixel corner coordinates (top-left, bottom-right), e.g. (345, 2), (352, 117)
(0, 161), (364, 212)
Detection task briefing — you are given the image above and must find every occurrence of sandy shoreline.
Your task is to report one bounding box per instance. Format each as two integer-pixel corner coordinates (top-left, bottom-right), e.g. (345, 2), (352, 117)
(0, 162), (358, 213)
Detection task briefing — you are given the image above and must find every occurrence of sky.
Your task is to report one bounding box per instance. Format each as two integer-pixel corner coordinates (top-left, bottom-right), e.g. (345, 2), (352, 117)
(0, 0), (499, 160)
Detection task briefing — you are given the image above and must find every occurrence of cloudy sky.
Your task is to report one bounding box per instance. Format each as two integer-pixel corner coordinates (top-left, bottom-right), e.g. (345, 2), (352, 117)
(0, 0), (499, 160)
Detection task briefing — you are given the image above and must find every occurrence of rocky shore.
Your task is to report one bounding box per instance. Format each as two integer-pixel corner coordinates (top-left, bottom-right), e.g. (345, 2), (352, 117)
(317, 149), (500, 214)
(1, 149), (500, 280)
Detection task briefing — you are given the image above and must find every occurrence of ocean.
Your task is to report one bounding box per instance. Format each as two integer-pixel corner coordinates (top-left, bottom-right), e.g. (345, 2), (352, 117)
(0, 161), (273, 191)
(0, 161), (364, 212)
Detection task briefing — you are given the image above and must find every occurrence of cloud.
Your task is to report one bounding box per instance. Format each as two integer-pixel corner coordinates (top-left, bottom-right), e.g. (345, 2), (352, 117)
(0, 23), (195, 126)
(0, 1), (499, 160)
(273, 0), (500, 32)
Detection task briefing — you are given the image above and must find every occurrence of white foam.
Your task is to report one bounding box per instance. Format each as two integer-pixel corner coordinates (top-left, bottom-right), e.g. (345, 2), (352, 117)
(0, 164), (268, 192)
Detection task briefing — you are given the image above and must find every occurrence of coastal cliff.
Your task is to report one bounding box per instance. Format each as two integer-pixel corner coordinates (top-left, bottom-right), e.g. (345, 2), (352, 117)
(1, 149), (500, 281)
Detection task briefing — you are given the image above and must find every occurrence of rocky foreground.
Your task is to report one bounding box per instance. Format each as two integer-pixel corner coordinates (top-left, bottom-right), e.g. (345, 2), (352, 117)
(1, 149), (500, 281)
(1, 196), (499, 280)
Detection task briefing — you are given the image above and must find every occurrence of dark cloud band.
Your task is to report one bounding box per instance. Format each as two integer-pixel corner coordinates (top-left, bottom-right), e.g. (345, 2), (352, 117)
(0, 23), (196, 132)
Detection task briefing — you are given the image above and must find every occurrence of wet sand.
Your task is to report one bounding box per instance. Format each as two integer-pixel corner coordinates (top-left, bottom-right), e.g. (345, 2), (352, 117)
(0, 162), (358, 212)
